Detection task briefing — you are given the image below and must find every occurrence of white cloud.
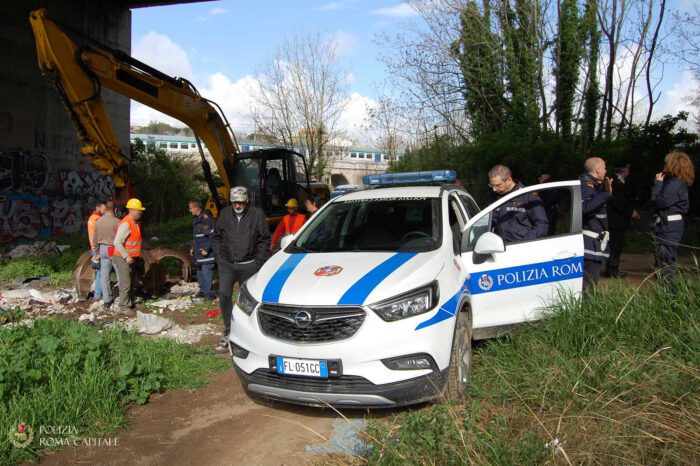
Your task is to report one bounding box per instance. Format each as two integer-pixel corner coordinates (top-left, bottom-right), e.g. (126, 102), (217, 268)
(371, 3), (418, 18)
(317, 2), (345, 11)
(653, 70), (698, 125)
(333, 30), (359, 57)
(337, 92), (378, 142)
(132, 32), (194, 80)
(209, 7), (228, 15)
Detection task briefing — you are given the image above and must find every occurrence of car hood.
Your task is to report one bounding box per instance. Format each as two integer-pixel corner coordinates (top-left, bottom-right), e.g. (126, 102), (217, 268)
(247, 250), (444, 307)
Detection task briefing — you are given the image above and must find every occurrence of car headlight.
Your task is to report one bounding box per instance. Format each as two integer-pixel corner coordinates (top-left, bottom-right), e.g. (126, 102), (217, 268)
(370, 282), (438, 322)
(236, 283), (258, 315)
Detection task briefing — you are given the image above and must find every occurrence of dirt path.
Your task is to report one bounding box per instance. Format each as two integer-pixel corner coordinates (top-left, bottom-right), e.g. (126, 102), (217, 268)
(39, 365), (346, 465)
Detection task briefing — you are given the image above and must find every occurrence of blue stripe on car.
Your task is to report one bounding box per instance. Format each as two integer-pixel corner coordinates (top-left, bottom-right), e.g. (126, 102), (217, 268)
(416, 256), (583, 330)
(337, 252), (418, 306)
(262, 253), (307, 303)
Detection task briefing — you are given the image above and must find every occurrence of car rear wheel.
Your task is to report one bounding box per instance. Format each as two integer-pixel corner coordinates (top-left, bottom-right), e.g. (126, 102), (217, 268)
(445, 307), (472, 400)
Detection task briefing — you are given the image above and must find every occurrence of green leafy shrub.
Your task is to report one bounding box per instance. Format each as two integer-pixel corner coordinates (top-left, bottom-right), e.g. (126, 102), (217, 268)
(0, 319), (227, 465)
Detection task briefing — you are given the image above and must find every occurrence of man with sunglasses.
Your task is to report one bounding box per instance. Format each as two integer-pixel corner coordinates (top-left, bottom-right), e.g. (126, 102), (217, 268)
(212, 186), (271, 347)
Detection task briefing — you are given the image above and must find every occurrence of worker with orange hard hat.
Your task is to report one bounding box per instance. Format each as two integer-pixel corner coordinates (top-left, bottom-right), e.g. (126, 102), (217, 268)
(112, 198), (145, 312)
(271, 198), (306, 251)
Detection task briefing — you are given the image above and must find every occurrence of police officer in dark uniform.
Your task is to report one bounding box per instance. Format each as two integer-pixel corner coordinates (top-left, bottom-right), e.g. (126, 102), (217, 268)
(652, 152), (694, 280)
(188, 200), (216, 298)
(604, 161), (640, 278)
(580, 157), (613, 291)
(487, 165), (548, 243)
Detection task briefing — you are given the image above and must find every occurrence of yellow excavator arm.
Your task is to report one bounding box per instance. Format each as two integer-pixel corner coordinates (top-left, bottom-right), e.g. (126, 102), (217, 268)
(30, 9), (234, 212)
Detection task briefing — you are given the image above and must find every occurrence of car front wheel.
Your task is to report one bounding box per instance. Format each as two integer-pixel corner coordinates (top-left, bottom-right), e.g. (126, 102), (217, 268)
(445, 307), (472, 400)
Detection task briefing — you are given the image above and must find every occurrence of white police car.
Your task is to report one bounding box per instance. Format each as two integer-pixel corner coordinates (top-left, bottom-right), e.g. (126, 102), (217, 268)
(229, 170), (584, 407)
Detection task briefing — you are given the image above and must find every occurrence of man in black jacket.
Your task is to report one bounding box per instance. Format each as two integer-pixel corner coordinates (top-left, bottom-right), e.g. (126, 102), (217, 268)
(212, 186), (271, 345)
(604, 161), (640, 278)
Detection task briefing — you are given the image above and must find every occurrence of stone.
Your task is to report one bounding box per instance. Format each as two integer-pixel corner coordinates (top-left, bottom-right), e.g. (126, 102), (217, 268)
(136, 311), (176, 335)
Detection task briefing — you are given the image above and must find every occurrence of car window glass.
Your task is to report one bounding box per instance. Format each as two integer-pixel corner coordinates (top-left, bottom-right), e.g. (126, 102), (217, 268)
(293, 198), (442, 253)
(459, 194), (480, 219)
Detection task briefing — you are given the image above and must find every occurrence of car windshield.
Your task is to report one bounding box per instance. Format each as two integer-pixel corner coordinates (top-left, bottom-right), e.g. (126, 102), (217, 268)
(291, 197), (441, 253)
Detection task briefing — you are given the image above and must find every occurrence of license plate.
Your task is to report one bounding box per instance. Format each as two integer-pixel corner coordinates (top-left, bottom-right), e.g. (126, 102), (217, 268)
(276, 357), (328, 378)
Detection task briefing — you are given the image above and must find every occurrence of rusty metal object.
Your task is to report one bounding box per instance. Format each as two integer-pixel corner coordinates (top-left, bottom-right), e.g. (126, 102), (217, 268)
(72, 248), (192, 299)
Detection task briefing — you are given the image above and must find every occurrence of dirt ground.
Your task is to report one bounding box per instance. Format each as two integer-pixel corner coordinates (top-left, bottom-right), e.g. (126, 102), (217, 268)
(38, 366), (350, 466)
(27, 253), (693, 465)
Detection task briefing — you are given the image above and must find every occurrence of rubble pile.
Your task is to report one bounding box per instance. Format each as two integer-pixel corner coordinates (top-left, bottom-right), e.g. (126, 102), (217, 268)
(147, 296), (194, 312)
(169, 281), (200, 295)
(0, 287), (77, 316)
(3, 241), (68, 260)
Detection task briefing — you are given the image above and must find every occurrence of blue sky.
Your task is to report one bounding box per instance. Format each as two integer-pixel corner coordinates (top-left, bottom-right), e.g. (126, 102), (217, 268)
(130, 0), (699, 139)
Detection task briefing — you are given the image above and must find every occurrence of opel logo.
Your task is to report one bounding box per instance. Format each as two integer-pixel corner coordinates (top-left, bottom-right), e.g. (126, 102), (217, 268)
(294, 310), (313, 329)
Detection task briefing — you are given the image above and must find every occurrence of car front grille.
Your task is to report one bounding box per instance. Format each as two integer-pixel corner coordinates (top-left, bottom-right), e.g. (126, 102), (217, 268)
(246, 369), (376, 393)
(257, 304), (366, 343)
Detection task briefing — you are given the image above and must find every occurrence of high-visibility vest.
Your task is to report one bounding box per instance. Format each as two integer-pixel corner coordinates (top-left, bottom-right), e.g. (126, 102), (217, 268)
(87, 211), (101, 249)
(114, 215), (142, 258)
(283, 213), (306, 235)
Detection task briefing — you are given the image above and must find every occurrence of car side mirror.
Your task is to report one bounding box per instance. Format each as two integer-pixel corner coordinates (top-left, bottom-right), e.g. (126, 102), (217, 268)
(280, 234), (296, 250)
(474, 232), (505, 255)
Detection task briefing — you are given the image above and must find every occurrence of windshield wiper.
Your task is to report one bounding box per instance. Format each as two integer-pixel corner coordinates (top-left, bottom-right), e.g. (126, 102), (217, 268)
(287, 243), (315, 253)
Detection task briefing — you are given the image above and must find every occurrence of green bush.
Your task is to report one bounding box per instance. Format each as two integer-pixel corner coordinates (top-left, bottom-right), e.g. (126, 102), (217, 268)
(369, 271), (700, 464)
(0, 319), (228, 465)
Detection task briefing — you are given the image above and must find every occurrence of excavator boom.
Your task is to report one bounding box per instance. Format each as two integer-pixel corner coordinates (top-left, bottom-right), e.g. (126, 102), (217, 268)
(30, 8), (234, 210)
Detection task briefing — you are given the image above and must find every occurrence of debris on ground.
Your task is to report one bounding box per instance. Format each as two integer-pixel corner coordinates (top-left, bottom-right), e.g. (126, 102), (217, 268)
(169, 281), (200, 295)
(3, 241), (62, 260)
(148, 296), (194, 312)
(136, 311), (176, 334)
(160, 323), (219, 344)
(306, 418), (370, 457)
(0, 288), (77, 308)
(79, 312), (96, 323)
(205, 309), (221, 319)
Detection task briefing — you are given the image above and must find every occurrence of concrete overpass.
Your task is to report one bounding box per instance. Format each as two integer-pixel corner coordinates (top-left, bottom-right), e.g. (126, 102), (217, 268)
(0, 0), (205, 243)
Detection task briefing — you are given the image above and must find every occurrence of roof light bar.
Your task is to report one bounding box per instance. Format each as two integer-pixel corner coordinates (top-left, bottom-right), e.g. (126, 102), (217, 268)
(363, 170), (456, 186)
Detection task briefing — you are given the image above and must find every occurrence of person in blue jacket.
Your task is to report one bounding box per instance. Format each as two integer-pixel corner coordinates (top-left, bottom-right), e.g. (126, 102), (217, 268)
(486, 164), (548, 244)
(652, 152), (695, 280)
(188, 200), (216, 298)
(580, 157), (613, 291)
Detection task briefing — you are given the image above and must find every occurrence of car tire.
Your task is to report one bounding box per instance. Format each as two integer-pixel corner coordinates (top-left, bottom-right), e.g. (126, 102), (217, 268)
(445, 306), (473, 400)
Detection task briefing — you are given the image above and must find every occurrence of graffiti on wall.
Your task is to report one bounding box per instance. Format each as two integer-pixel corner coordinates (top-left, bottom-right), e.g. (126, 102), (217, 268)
(0, 149), (116, 242)
(0, 150), (51, 193)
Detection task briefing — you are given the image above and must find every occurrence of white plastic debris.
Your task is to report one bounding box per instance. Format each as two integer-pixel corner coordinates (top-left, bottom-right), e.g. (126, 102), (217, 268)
(136, 311), (176, 335)
(4, 241), (60, 260)
(169, 281), (200, 295)
(79, 312), (96, 323)
(148, 296), (193, 312)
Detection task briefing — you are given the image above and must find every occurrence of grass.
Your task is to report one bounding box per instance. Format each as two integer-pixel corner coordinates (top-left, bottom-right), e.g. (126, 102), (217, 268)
(368, 269), (700, 465)
(0, 318), (228, 465)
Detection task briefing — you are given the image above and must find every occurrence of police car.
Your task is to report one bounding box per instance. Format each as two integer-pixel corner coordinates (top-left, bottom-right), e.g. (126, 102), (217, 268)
(229, 170), (584, 407)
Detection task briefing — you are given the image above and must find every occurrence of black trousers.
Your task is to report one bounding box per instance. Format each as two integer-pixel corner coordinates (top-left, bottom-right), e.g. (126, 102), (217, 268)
(606, 228), (627, 272)
(217, 258), (259, 333)
(583, 259), (601, 293)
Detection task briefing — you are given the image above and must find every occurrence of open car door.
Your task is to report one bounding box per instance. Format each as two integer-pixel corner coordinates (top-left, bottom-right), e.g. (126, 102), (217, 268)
(460, 181), (584, 335)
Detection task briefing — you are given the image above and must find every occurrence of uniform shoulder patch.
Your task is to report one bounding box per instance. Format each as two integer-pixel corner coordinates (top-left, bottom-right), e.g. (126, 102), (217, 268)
(531, 191), (538, 196)
(586, 181), (595, 188)
(202, 214), (208, 219)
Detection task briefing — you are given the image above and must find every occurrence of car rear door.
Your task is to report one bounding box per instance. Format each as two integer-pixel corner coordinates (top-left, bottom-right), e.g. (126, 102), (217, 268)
(459, 181), (583, 333)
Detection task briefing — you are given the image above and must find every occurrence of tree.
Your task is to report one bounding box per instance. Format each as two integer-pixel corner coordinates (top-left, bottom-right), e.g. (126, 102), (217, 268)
(252, 31), (349, 178)
(554, 0), (583, 139)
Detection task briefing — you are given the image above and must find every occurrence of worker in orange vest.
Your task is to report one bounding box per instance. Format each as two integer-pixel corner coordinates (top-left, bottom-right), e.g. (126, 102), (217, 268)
(112, 198), (145, 311)
(271, 198), (306, 251)
(87, 200), (106, 299)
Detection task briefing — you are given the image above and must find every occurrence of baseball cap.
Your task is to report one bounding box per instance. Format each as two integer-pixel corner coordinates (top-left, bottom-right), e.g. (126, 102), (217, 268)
(230, 186), (248, 202)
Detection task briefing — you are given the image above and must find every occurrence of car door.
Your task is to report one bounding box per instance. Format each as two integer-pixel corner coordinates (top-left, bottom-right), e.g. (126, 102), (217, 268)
(459, 181), (583, 332)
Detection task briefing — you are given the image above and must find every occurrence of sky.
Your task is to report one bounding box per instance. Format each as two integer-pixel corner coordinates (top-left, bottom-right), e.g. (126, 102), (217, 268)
(130, 0), (700, 141)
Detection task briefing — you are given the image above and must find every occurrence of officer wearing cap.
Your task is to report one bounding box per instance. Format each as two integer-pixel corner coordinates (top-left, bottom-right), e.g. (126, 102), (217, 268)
(605, 160), (640, 278)
(112, 198), (145, 312)
(486, 164), (548, 244)
(271, 198), (307, 251)
(652, 152), (695, 280)
(189, 200), (216, 298)
(212, 186), (271, 346)
(580, 157), (613, 291)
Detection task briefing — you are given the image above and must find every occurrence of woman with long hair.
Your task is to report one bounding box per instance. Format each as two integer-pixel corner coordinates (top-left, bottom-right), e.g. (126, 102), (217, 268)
(651, 151), (695, 276)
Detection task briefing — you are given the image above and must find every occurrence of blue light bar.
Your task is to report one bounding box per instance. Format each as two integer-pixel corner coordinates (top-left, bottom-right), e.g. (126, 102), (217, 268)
(363, 170), (457, 186)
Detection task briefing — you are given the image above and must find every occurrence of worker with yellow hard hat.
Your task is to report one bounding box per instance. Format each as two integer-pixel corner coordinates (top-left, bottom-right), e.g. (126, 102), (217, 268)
(271, 198), (306, 251)
(112, 198), (145, 312)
